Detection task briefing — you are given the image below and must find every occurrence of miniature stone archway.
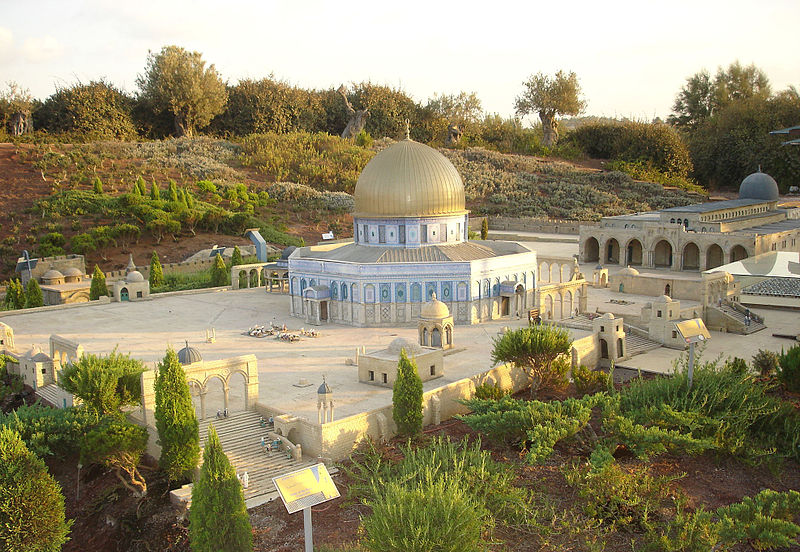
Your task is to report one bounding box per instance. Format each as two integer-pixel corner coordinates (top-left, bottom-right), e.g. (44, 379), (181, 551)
(49, 335), (84, 372)
(139, 354), (259, 425)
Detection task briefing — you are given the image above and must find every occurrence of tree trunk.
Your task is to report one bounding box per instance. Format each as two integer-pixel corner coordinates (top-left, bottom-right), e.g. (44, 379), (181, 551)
(338, 85), (369, 139)
(9, 111), (32, 136)
(174, 112), (191, 137)
(445, 123), (463, 146)
(539, 111), (558, 148)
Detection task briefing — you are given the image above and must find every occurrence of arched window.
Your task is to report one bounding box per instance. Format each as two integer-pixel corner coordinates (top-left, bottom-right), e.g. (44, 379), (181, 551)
(341, 283), (348, 300)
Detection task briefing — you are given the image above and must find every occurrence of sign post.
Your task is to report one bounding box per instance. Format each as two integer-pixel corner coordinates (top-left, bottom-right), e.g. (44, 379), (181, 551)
(273, 463), (340, 552)
(674, 318), (711, 388)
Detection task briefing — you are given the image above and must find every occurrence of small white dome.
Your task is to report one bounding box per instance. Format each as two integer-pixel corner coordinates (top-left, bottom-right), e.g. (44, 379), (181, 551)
(126, 270), (144, 283)
(618, 266), (640, 276)
(657, 294), (673, 302)
(421, 293), (450, 319)
(601, 312), (615, 320)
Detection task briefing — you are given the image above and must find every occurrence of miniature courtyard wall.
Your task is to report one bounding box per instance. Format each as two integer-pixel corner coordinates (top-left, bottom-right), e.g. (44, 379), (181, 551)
(15, 254), (86, 285)
(256, 361), (530, 461)
(358, 346), (443, 387)
(490, 216), (596, 236)
(610, 270), (737, 305)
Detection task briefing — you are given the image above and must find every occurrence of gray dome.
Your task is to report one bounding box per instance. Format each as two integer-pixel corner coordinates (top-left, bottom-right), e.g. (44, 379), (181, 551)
(281, 246), (297, 260)
(126, 270), (144, 283)
(386, 337), (423, 356)
(318, 378), (332, 394)
(62, 267), (83, 277)
(42, 269), (64, 281)
(739, 170), (779, 201)
(177, 342), (202, 365)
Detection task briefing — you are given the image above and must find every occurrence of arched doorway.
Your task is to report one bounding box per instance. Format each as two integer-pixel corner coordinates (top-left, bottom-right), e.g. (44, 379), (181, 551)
(617, 338), (624, 357)
(600, 339), (609, 359)
(706, 244), (724, 269)
(431, 328), (442, 347)
(445, 325), (452, 346)
(626, 239), (643, 266)
(226, 371), (248, 412)
(653, 240), (673, 268)
(422, 328), (429, 346)
(730, 245), (748, 262)
(544, 295), (553, 319)
(120, 287), (129, 301)
(584, 238), (600, 263)
(664, 284), (671, 296)
(682, 242), (700, 270)
(605, 239), (620, 264)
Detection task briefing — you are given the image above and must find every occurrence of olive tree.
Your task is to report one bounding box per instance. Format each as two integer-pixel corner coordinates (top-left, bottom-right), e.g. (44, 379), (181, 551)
(137, 45), (228, 137)
(491, 324), (572, 397)
(514, 70), (586, 147)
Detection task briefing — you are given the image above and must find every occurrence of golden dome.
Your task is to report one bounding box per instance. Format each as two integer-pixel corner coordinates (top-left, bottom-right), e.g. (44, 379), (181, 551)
(421, 293), (451, 319)
(354, 139), (466, 218)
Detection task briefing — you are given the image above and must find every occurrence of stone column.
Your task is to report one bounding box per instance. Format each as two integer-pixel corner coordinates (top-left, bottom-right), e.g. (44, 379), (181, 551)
(200, 391), (207, 420)
(223, 385), (229, 411)
(673, 252), (683, 272)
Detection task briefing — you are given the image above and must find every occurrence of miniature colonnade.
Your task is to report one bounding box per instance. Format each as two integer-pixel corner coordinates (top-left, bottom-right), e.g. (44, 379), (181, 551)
(231, 263), (289, 292)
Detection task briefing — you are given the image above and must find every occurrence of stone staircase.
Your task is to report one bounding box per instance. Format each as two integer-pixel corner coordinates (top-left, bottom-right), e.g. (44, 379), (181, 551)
(715, 305), (766, 334)
(624, 333), (662, 357)
(555, 314), (595, 331)
(198, 411), (317, 508)
(34, 384), (69, 408)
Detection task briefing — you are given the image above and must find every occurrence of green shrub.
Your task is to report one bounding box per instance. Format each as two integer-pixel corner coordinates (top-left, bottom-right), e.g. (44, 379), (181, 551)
(645, 506), (721, 552)
(564, 461), (680, 531)
(491, 324), (572, 396)
(89, 265), (108, 300)
(24, 279), (43, 308)
(0, 404), (98, 457)
(38, 232), (66, 257)
(458, 394), (600, 463)
(573, 365), (611, 396)
(716, 489), (800, 551)
(149, 250), (164, 288)
(777, 344), (800, 392)
(58, 351), (144, 417)
(362, 475), (488, 552)
(92, 175), (103, 194)
(71, 232), (96, 255)
(473, 382), (507, 400)
(0, 428), (72, 551)
(210, 253), (228, 287)
(3, 279), (24, 310)
(752, 349), (779, 377)
(392, 349), (423, 437)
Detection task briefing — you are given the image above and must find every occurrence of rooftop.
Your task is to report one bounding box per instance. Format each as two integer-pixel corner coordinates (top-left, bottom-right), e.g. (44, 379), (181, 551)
(705, 251), (800, 278)
(661, 198), (773, 214)
(742, 277), (800, 298)
(290, 240), (529, 264)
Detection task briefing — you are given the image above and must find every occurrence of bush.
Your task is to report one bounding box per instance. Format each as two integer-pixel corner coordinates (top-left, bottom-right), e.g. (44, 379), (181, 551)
(362, 475), (487, 552)
(0, 428), (72, 551)
(149, 250), (164, 288)
(573, 365), (611, 396)
(491, 325), (572, 396)
(89, 265), (108, 300)
(777, 344), (800, 392)
(753, 349), (779, 377)
(24, 278), (43, 308)
(58, 351), (145, 416)
(210, 253), (228, 287)
(473, 382), (507, 400)
(564, 461), (680, 531)
(716, 489), (800, 551)
(0, 404), (98, 457)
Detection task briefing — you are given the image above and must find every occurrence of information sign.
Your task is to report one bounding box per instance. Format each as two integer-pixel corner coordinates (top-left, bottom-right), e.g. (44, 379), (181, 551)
(272, 463), (339, 514)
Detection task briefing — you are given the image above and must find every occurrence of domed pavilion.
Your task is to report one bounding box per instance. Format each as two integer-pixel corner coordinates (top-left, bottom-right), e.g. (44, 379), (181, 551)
(288, 137), (538, 326)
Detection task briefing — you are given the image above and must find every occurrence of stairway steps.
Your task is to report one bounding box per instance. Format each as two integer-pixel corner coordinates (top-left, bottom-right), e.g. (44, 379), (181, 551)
(195, 410), (316, 504)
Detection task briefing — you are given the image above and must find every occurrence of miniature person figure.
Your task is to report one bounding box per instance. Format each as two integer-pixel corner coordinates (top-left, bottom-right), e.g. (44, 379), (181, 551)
(259, 416), (265, 427)
(223, 408), (228, 418)
(242, 471), (249, 489)
(268, 415), (274, 425)
(266, 442), (271, 454)
(216, 409), (222, 419)
(260, 436), (266, 452)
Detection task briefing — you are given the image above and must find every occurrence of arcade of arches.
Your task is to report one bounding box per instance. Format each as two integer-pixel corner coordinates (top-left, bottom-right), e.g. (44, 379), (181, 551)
(582, 236), (752, 271)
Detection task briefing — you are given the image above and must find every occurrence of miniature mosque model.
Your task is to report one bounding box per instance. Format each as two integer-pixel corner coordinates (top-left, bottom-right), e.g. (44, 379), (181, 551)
(288, 134), (538, 326)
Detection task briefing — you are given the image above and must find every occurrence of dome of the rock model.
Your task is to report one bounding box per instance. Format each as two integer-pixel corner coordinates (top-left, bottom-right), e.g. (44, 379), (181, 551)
(420, 293), (450, 319)
(386, 337), (423, 356)
(126, 270), (144, 283)
(739, 170), (779, 201)
(177, 342), (203, 365)
(354, 139), (466, 218)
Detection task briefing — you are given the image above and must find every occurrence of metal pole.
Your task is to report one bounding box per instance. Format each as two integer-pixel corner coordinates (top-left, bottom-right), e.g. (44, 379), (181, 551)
(303, 507), (313, 552)
(687, 342), (695, 389)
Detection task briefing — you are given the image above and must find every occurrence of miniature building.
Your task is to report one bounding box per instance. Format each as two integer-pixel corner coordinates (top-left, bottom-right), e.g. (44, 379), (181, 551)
(592, 313), (626, 366)
(0, 321), (15, 351)
(15, 254), (86, 286)
(34, 264), (94, 306)
(358, 337), (443, 387)
(418, 293), (454, 350)
(111, 256), (150, 302)
(289, 137), (538, 326)
(18, 346), (54, 390)
(643, 295), (688, 348)
(317, 377), (334, 423)
(580, 170), (800, 271)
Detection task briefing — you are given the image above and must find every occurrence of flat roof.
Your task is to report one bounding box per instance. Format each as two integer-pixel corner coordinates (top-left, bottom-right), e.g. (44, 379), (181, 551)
(661, 198), (773, 214)
(737, 217), (800, 235)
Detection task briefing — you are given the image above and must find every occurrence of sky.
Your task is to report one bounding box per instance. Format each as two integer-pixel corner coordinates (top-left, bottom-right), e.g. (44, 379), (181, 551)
(0, 0), (797, 123)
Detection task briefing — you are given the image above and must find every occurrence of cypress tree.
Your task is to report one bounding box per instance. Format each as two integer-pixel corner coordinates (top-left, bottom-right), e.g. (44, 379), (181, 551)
(92, 175), (104, 194)
(481, 218), (489, 240)
(24, 279), (43, 308)
(392, 349), (423, 437)
(168, 179), (179, 202)
(131, 180), (141, 196)
(0, 427), (72, 551)
(4, 279), (23, 310)
(154, 348), (200, 482)
(149, 250), (164, 288)
(211, 253), (228, 287)
(150, 180), (160, 201)
(185, 190), (195, 209)
(137, 175), (148, 196)
(89, 265), (108, 300)
(179, 188), (188, 208)
(231, 245), (243, 267)
(189, 425), (252, 552)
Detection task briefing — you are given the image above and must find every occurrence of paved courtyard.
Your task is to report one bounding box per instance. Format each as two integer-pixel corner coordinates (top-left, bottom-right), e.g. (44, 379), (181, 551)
(3, 233), (797, 421)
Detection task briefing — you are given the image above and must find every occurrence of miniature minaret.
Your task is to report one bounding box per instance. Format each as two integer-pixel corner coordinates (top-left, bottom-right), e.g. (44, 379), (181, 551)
(317, 376), (334, 424)
(125, 253), (136, 275)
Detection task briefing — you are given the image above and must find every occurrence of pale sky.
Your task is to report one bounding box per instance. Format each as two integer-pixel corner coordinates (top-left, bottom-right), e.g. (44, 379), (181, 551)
(0, 0), (797, 123)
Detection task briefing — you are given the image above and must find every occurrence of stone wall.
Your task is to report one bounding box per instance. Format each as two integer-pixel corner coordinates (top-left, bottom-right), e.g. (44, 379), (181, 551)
(105, 257), (219, 282)
(254, 362), (530, 461)
(16, 254), (86, 285)
(571, 334), (600, 368)
(490, 216), (592, 235)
